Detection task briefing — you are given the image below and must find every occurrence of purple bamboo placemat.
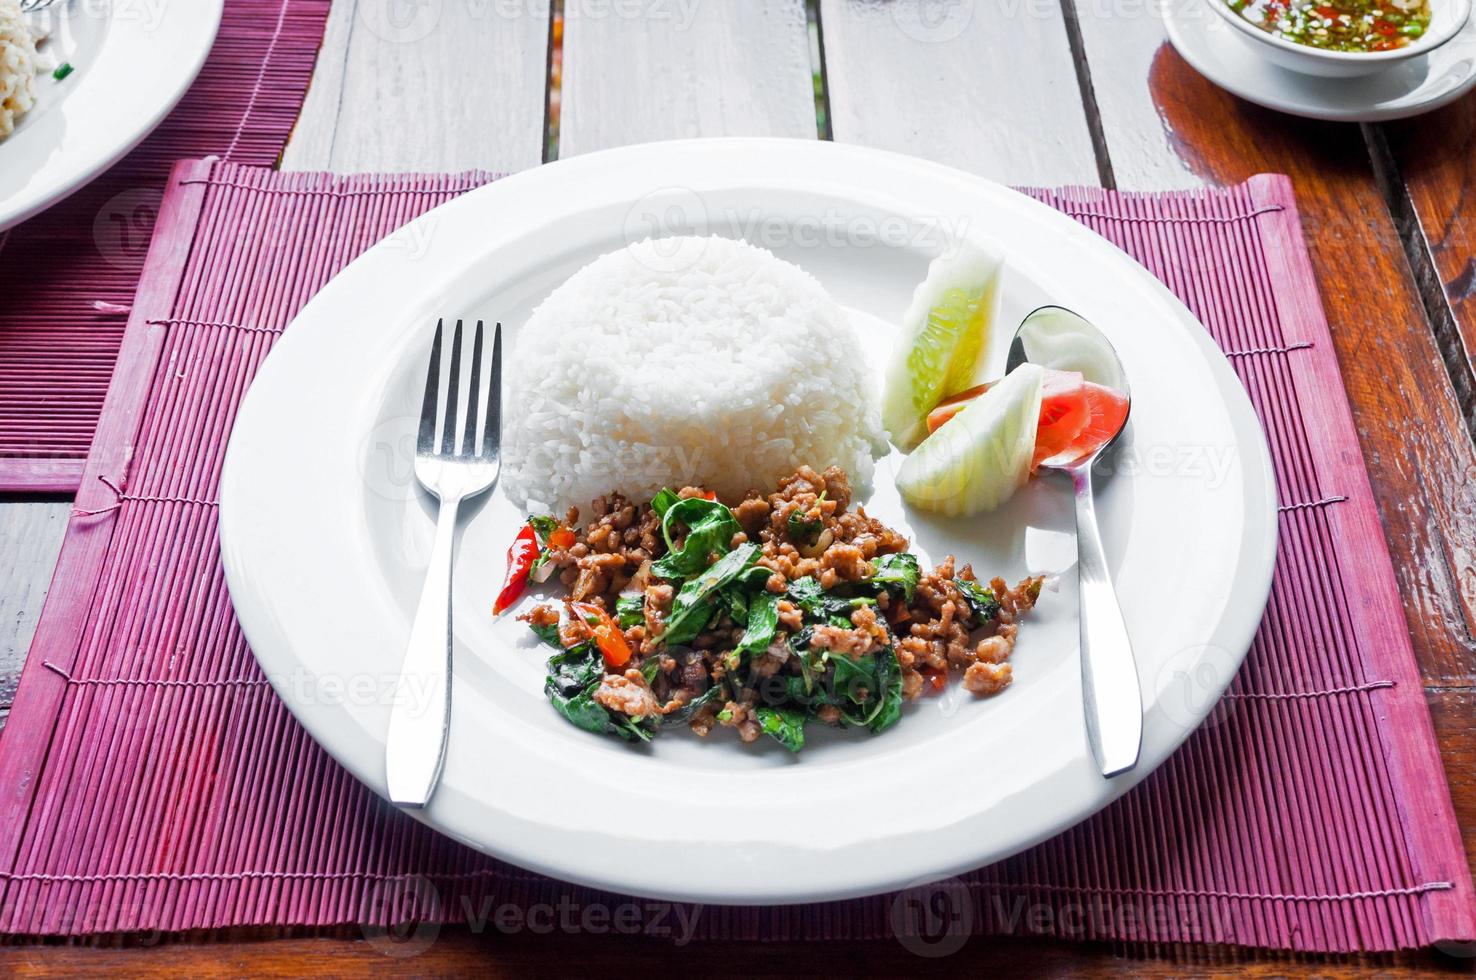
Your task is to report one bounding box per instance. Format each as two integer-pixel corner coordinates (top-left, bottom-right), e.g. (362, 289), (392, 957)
(0, 0), (329, 493)
(0, 159), (1470, 953)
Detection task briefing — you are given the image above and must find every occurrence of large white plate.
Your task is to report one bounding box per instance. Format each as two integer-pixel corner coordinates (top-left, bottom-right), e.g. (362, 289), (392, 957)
(220, 139), (1277, 905)
(0, 0), (222, 232)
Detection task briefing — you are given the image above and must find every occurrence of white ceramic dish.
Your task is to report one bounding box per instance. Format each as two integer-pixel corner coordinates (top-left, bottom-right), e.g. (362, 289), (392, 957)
(1207, 0), (1470, 76)
(219, 139), (1278, 905)
(1167, 0), (1476, 119)
(0, 0), (221, 232)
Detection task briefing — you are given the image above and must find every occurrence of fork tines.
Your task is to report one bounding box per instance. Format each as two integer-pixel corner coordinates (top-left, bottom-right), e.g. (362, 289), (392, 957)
(418, 318), (501, 460)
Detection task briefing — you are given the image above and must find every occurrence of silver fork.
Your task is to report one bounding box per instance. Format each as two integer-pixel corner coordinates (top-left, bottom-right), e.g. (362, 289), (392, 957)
(20, 0), (64, 13)
(386, 318), (501, 808)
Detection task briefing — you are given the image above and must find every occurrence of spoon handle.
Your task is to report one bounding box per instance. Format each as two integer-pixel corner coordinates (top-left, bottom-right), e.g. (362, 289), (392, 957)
(1071, 466), (1143, 777)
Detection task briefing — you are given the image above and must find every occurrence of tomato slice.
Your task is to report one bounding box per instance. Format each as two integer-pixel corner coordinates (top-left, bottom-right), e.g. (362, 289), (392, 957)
(923, 369), (1125, 469)
(925, 383), (991, 434)
(1054, 381), (1130, 463)
(1030, 370), (1089, 470)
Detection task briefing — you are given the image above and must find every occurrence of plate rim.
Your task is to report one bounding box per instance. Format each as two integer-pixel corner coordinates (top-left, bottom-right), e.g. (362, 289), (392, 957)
(0, 0), (223, 232)
(219, 137), (1279, 904)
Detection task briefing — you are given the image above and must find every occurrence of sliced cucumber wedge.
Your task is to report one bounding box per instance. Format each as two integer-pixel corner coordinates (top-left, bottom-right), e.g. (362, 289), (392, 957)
(881, 241), (1005, 449)
(895, 364), (1044, 517)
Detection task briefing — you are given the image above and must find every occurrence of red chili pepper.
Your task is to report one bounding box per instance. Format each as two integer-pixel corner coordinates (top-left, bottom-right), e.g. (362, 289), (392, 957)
(493, 522), (539, 615)
(700, 489), (718, 501)
(571, 601), (633, 668)
(1373, 18), (1396, 34)
(549, 526), (576, 549)
(1314, 4), (1337, 17)
(921, 667), (948, 694)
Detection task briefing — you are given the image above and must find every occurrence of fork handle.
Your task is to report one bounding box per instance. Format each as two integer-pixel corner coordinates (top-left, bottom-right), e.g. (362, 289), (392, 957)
(1071, 467), (1143, 778)
(386, 495), (461, 807)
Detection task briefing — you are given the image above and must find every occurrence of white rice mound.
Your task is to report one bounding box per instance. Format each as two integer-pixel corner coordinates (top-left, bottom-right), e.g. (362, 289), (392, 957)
(503, 236), (887, 509)
(0, 0), (38, 141)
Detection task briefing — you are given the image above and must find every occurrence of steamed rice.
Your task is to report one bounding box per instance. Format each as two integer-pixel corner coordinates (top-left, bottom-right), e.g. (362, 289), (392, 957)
(0, 0), (38, 141)
(503, 236), (886, 509)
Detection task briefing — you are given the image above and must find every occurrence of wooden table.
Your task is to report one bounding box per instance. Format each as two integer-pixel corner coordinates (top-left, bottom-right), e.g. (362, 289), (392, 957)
(3, 0), (1475, 973)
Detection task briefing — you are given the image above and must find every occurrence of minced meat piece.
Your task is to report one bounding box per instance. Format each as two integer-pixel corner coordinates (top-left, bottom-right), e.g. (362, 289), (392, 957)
(594, 670), (662, 717)
(733, 495), (771, 535)
(809, 623), (879, 658)
(520, 603), (560, 630)
(963, 661), (1013, 696)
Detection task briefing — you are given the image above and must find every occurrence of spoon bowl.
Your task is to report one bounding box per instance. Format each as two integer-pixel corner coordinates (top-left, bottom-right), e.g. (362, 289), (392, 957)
(1007, 305), (1142, 777)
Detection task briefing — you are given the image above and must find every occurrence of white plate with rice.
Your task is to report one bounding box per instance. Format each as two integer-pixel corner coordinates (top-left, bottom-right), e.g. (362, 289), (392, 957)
(220, 138), (1277, 905)
(0, 0), (220, 232)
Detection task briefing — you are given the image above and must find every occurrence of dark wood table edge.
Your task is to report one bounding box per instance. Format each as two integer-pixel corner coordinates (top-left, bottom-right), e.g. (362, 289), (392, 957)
(0, 925), (1473, 976)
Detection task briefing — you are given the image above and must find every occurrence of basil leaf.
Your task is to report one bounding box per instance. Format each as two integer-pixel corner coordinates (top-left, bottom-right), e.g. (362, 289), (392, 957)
(651, 497), (740, 580)
(548, 691), (620, 736)
(786, 576), (854, 620)
(734, 591), (779, 659)
(830, 653), (878, 705)
(543, 643), (657, 742)
(664, 682), (726, 724)
(661, 543), (759, 646)
(544, 645), (615, 734)
(615, 593), (645, 630)
(651, 487), (680, 518)
(611, 713), (657, 742)
(784, 675), (811, 704)
(529, 514), (559, 541)
(529, 621), (562, 648)
(955, 578), (1000, 624)
(786, 509), (823, 545)
(526, 513), (561, 579)
(722, 587), (750, 627)
(787, 626), (817, 693)
(868, 553), (920, 604)
(755, 706), (806, 752)
(545, 642), (602, 697)
(865, 649), (904, 733)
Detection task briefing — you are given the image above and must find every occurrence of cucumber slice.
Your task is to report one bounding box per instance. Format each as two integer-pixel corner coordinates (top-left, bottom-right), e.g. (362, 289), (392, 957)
(881, 242), (1005, 449)
(895, 364), (1044, 517)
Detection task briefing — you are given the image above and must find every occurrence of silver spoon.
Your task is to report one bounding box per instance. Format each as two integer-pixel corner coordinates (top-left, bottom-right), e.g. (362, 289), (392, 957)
(1006, 306), (1141, 777)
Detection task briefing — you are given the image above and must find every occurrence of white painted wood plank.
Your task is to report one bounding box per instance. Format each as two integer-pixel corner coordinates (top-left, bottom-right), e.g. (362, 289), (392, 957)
(560, 0), (817, 155)
(819, 0), (1099, 186)
(0, 502), (69, 731)
(1067, 5), (1203, 190)
(282, 0), (552, 173)
(277, 0), (355, 170)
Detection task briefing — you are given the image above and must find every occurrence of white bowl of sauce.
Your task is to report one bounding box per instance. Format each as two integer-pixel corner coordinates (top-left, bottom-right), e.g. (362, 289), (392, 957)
(1211, 0), (1472, 75)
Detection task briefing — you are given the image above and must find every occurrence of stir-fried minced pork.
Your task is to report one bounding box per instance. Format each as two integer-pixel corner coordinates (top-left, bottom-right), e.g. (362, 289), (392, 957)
(516, 466), (1045, 751)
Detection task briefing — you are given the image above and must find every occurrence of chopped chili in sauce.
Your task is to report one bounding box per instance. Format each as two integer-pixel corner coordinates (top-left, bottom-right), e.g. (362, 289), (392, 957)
(1227, 0), (1431, 51)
